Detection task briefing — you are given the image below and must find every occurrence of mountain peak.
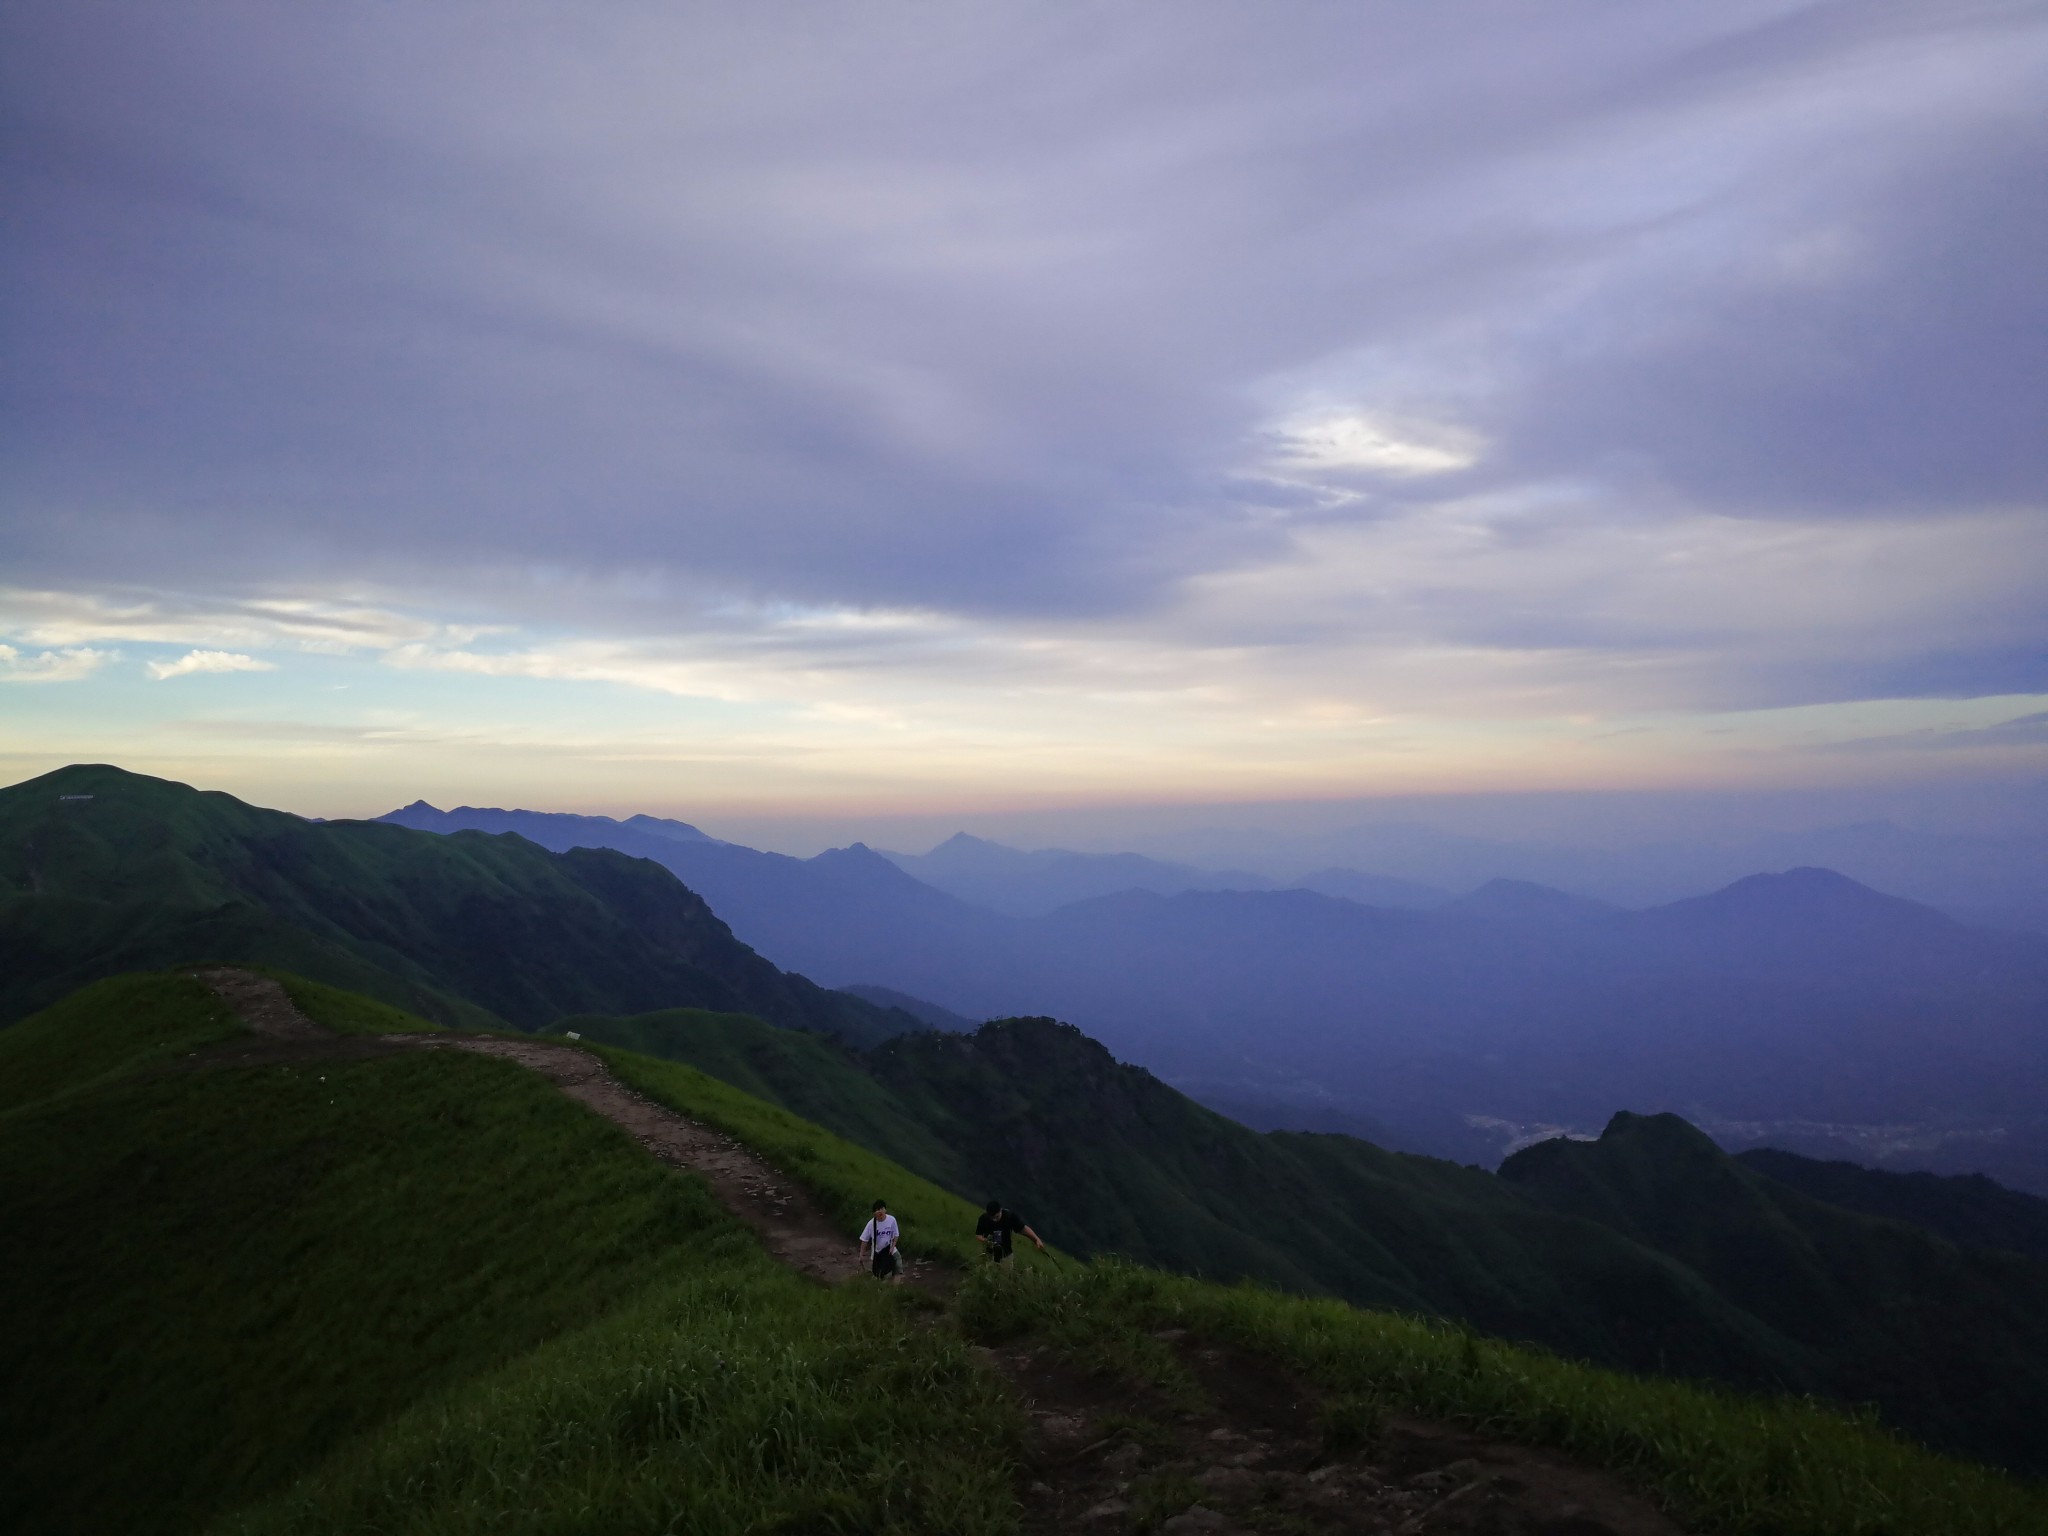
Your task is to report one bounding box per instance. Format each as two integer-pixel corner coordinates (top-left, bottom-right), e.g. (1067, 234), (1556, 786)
(934, 831), (1005, 852)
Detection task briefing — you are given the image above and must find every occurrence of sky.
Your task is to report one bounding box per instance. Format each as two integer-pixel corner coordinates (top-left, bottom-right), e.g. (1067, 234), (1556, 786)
(3, 1), (2046, 848)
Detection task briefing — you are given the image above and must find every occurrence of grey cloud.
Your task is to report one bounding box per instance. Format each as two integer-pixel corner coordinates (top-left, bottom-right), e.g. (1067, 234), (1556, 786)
(2, 0), (2043, 712)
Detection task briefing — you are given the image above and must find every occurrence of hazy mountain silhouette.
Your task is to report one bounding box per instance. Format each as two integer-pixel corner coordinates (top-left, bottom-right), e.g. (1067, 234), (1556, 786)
(882, 831), (1280, 915)
(1293, 865), (1454, 908)
(1156, 818), (2048, 934)
(370, 798), (2048, 1192)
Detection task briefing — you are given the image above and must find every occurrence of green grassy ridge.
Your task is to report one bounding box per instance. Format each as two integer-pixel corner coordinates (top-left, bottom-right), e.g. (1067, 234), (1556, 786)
(577, 1004), (2048, 1475)
(0, 763), (908, 1044)
(956, 1261), (2048, 1536)
(0, 973), (1018, 1535)
(0, 971), (242, 1116)
(1502, 1113), (2048, 1475)
(1737, 1145), (2048, 1265)
(11, 973), (2042, 1535)
(578, 1030), (2048, 1533)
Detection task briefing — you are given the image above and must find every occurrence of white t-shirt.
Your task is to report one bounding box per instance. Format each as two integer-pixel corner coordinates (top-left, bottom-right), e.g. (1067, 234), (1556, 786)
(859, 1214), (900, 1251)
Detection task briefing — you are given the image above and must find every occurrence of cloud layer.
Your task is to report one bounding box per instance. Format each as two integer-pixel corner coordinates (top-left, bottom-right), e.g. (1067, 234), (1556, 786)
(2, 1), (2044, 809)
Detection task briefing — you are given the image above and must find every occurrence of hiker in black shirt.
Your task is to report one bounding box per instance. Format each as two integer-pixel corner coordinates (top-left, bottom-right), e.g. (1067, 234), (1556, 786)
(975, 1200), (1044, 1263)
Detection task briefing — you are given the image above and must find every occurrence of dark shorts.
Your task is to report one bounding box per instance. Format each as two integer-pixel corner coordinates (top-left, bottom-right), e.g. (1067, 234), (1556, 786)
(871, 1246), (901, 1279)
(987, 1244), (1011, 1263)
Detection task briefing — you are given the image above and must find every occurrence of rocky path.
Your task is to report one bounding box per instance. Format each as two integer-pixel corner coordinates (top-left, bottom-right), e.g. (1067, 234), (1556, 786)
(191, 969), (1686, 1536)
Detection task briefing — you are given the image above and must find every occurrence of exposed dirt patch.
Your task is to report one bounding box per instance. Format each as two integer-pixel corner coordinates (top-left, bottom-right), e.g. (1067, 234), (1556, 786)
(188, 968), (1687, 1535)
(189, 968), (330, 1041)
(994, 1333), (1688, 1535)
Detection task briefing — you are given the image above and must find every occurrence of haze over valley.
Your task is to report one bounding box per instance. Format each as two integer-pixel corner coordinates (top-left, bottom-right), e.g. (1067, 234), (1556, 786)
(382, 796), (2048, 1192)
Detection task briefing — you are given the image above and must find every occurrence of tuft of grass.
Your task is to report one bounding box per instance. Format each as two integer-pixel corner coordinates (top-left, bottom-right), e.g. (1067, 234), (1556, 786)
(219, 1272), (1021, 1536)
(1315, 1391), (1385, 1458)
(960, 1259), (2048, 1536)
(958, 1262), (1201, 1409)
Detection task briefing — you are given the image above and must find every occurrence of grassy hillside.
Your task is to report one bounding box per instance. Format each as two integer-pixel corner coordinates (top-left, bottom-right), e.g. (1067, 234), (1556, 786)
(564, 1006), (2048, 1475)
(0, 763), (915, 1044)
(7, 972), (2045, 1536)
(1500, 1112), (2048, 1473)
(0, 973), (1011, 1536)
(958, 1262), (2048, 1536)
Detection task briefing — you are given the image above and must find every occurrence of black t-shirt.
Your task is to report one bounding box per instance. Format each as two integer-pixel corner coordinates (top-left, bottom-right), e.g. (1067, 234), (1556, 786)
(976, 1209), (1025, 1255)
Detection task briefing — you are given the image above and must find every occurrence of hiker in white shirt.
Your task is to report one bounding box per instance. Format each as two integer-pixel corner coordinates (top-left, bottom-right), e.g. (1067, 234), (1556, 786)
(859, 1198), (903, 1282)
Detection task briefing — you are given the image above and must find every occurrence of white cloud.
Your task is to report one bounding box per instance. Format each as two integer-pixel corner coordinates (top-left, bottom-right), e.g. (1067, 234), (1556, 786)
(0, 644), (113, 684)
(146, 649), (278, 680)
(1271, 411), (1482, 477)
(0, 588), (443, 653)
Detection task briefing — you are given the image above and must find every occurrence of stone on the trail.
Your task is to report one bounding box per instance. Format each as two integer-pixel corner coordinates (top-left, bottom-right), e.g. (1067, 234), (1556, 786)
(1205, 1426), (1244, 1442)
(1026, 1481), (1053, 1497)
(1161, 1507), (1238, 1534)
(1194, 1466), (1257, 1496)
(1102, 1441), (1144, 1472)
(1077, 1497), (1129, 1523)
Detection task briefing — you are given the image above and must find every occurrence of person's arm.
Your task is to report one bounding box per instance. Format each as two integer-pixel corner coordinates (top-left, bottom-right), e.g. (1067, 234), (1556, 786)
(1020, 1223), (1046, 1251)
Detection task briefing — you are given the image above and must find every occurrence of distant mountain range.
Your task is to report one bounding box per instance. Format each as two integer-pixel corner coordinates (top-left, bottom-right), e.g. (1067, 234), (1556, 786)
(372, 797), (2048, 1194)
(1139, 816), (2048, 936)
(876, 831), (1448, 915)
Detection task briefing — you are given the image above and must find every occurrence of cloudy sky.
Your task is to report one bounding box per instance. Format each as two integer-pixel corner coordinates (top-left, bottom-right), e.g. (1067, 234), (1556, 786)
(4, 0), (2045, 839)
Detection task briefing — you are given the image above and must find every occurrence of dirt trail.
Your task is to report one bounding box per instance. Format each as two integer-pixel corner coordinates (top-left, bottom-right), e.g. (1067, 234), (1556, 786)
(192, 969), (1686, 1536)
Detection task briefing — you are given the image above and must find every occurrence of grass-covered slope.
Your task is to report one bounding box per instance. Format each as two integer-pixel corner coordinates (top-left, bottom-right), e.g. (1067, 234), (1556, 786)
(0, 763), (915, 1044)
(569, 1006), (2048, 1476)
(0, 973), (1011, 1536)
(9, 972), (2046, 1536)
(1499, 1112), (2048, 1474)
(957, 1262), (2048, 1536)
